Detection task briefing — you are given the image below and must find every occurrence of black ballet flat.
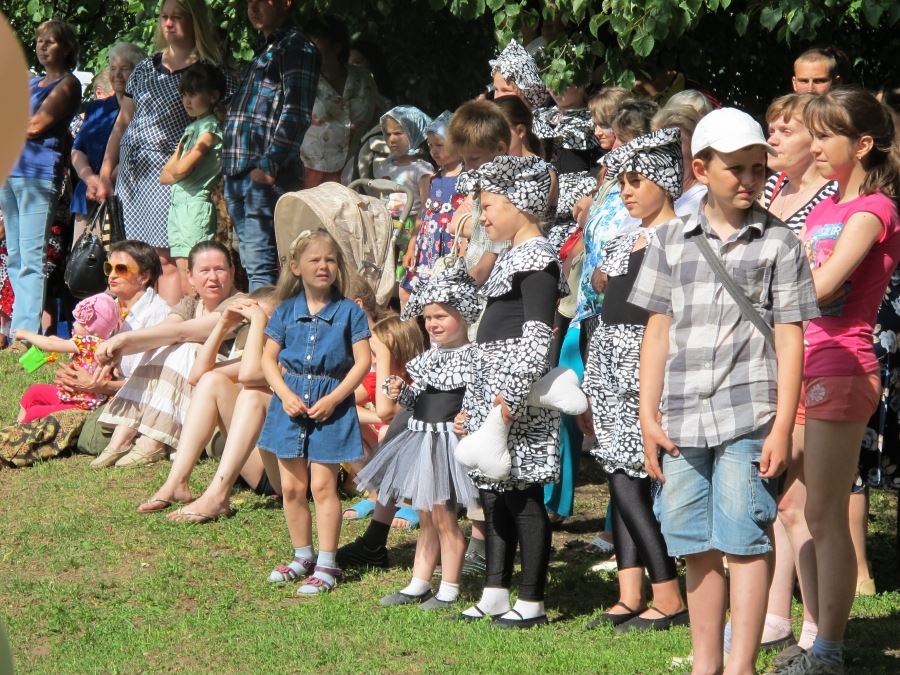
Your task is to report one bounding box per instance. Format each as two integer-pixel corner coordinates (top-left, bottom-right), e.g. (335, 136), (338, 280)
(492, 609), (548, 629)
(586, 601), (646, 629)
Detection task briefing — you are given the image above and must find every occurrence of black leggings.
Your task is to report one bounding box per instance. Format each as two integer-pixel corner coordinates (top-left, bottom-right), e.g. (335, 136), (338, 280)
(481, 485), (551, 601)
(608, 471), (677, 583)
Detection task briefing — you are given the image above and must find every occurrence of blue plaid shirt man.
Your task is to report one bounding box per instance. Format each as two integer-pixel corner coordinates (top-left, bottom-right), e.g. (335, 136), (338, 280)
(223, 23), (320, 177)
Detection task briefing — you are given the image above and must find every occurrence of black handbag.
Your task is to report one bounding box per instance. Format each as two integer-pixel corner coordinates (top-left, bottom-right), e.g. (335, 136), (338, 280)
(65, 203), (109, 299)
(99, 195), (125, 250)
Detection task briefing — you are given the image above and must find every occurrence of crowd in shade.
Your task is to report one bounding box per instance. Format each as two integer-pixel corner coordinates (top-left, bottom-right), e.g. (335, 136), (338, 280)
(1, 1), (900, 673)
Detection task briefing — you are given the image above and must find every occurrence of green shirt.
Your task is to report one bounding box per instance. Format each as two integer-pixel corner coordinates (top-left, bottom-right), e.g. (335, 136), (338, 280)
(172, 114), (222, 196)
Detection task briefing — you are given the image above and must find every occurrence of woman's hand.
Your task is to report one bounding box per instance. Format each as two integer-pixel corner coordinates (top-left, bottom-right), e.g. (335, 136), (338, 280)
(91, 174), (116, 202)
(96, 333), (124, 365)
(281, 391), (308, 417)
(492, 394), (513, 424)
(56, 362), (109, 395)
(307, 393), (337, 421)
(219, 300), (256, 331)
(591, 269), (608, 294)
(250, 168), (275, 185)
(573, 194), (593, 225)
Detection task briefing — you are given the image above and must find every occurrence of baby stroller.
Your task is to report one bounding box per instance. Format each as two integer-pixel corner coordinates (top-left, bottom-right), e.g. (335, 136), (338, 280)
(273, 179), (413, 307)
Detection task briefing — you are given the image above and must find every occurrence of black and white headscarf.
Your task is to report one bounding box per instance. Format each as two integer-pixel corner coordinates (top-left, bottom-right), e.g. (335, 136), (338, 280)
(456, 155), (553, 217)
(600, 127), (684, 199)
(489, 40), (546, 110)
(401, 261), (482, 325)
(532, 107), (599, 151)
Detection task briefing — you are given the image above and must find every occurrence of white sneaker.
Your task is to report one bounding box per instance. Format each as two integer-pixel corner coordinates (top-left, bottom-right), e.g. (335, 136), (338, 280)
(527, 367), (589, 415)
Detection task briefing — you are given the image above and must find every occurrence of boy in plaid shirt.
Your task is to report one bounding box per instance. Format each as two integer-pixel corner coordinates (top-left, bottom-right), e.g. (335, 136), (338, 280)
(630, 108), (819, 673)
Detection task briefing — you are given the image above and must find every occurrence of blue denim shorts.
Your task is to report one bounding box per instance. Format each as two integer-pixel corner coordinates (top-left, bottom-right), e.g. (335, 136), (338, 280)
(654, 425), (778, 557)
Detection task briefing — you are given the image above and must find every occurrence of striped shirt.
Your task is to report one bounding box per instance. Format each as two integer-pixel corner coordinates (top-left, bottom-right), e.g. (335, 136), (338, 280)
(223, 23), (320, 178)
(761, 172), (838, 234)
(629, 203), (819, 447)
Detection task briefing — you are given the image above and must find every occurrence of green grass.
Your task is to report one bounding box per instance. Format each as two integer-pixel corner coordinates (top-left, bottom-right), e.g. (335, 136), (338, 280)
(0, 349), (899, 673)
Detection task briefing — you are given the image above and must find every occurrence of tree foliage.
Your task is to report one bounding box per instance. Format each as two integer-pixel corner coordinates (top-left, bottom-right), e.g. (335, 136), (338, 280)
(4, 0), (899, 114)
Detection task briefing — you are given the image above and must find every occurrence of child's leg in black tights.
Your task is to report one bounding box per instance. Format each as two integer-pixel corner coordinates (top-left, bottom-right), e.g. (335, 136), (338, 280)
(505, 485), (552, 618)
(461, 489), (516, 618)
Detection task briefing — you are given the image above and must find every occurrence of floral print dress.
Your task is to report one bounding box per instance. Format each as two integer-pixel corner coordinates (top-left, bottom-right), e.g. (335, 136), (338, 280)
(400, 172), (462, 292)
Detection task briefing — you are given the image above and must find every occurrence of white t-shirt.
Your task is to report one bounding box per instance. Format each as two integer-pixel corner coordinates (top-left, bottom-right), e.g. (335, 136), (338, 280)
(675, 182), (707, 219)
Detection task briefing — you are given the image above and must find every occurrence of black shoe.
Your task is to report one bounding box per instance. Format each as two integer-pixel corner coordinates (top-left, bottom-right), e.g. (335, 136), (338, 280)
(336, 537), (390, 569)
(453, 605), (505, 622)
(461, 551), (486, 577)
(615, 607), (689, 633)
(380, 589), (433, 606)
(586, 601), (646, 629)
(493, 609), (548, 629)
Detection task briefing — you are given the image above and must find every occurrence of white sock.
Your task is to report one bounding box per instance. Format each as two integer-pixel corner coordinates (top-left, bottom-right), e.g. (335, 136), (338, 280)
(401, 576), (432, 597)
(310, 551), (337, 585)
(761, 613), (793, 643)
(463, 586), (510, 617)
(435, 580), (460, 602)
(798, 620), (818, 650)
(504, 599), (545, 620)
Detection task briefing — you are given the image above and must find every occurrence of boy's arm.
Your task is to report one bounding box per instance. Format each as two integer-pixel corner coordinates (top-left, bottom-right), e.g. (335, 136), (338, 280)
(760, 321), (803, 478)
(639, 312), (678, 482)
(13, 330), (77, 354)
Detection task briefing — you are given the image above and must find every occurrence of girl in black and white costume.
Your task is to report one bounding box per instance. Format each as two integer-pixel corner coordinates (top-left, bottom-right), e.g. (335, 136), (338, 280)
(583, 128), (688, 632)
(454, 155), (565, 628)
(356, 263), (481, 609)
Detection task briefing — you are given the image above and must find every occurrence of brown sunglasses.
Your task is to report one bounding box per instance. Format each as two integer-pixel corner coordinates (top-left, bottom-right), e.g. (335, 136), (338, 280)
(103, 261), (137, 276)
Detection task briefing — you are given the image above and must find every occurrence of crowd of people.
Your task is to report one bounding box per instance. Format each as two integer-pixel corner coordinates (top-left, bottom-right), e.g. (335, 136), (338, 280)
(1, 1), (900, 673)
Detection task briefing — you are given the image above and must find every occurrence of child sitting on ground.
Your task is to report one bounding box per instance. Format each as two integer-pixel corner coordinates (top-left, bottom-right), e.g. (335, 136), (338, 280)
(16, 292), (120, 423)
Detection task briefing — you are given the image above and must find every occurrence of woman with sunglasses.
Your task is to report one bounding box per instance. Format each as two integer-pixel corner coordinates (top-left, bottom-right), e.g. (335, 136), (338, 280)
(90, 240), (243, 468)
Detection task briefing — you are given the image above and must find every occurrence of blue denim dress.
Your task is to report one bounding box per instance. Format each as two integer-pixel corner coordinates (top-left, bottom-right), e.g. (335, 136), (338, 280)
(257, 290), (370, 462)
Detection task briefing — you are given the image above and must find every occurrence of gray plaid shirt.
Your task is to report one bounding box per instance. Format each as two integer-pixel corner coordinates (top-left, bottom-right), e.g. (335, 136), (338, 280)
(629, 203), (819, 447)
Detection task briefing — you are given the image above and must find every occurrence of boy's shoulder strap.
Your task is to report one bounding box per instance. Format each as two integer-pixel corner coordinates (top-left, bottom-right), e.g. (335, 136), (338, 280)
(687, 230), (775, 349)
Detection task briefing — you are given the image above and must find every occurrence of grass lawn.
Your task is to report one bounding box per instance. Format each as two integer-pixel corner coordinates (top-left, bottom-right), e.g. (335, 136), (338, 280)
(0, 348), (899, 673)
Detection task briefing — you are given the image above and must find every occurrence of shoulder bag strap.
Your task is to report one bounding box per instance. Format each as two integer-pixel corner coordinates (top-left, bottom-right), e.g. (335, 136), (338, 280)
(690, 231), (775, 349)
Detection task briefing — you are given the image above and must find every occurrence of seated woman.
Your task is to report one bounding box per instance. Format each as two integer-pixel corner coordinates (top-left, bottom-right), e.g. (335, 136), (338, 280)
(0, 241), (170, 467)
(136, 288), (280, 519)
(91, 240), (243, 468)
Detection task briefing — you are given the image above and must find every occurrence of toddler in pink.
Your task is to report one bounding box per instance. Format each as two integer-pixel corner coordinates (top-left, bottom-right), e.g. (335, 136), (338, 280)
(15, 292), (120, 423)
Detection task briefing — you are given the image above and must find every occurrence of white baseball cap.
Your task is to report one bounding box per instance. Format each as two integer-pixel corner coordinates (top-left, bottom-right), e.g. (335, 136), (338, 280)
(691, 107), (777, 157)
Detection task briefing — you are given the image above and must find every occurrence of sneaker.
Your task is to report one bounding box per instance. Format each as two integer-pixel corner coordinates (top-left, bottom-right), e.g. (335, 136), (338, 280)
(461, 551), (486, 577)
(588, 536), (615, 555)
(771, 646), (806, 671)
(769, 652), (843, 674)
(335, 537), (390, 569)
(380, 589), (433, 606)
(90, 445), (132, 468)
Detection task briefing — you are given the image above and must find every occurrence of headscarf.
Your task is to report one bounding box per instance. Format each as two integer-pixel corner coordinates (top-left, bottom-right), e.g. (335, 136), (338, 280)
(380, 105), (432, 155)
(456, 155), (553, 216)
(489, 40), (546, 110)
(400, 261), (481, 325)
(600, 127), (684, 199)
(73, 292), (119, 339)
(532, 107), (599, 151)
(425, 110), (453, 139)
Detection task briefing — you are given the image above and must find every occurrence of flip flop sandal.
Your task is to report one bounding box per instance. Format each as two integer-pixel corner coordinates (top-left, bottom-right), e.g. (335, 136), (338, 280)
(297, 565), (342, 595)
(137, 498), (182, 514)
(170, 508), (233, 525)
(269, 556), (316, 583)
(392, 505), (420, 530)
(342, 498), (375, 520)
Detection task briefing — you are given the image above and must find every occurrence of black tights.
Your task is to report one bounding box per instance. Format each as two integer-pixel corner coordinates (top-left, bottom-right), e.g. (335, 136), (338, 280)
(481, 485), (551, 601)
(607, 471), (677, 583)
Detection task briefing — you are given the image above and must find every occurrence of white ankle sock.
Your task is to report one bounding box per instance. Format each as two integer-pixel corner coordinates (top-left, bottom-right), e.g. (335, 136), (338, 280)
(798, 620), (818, 650)
(401, 577), (432, 597)
(435, 580), (460, 602)
(463, 586), (510, 617)
(310, 551), (337, 585)
(505, 599), (545, 620)
(761, 613), (793, 643)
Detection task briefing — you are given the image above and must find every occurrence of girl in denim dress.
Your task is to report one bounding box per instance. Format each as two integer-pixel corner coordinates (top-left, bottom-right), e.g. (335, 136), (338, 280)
(259, 229), (371, 595)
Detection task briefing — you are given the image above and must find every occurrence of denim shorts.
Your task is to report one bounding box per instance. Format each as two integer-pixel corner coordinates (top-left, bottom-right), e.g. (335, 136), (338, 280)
(654, 425), (778, 557)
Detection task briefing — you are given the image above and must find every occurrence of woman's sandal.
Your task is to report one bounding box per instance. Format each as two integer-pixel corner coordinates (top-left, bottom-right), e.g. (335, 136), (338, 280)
(137, 497), (188, 514)
(297, 565), (343, 595)
(269, 556), (316, 583)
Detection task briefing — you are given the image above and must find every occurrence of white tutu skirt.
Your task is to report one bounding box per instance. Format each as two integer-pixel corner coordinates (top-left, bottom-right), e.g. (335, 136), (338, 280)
(356, 418), (479, 511)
